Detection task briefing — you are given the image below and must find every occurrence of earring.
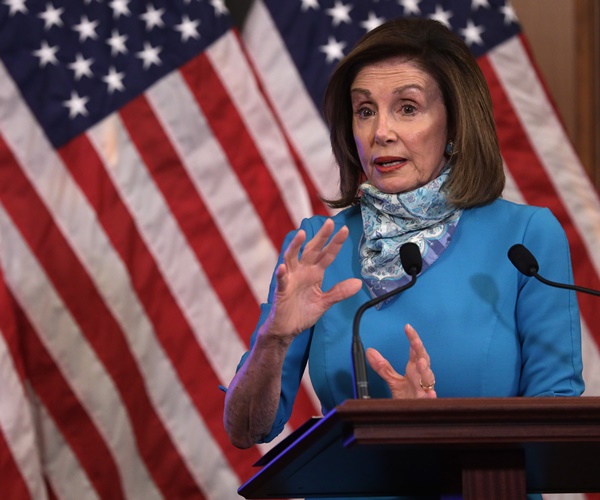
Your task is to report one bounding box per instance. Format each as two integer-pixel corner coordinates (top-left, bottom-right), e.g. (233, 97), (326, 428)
(445, 140), (456, 156)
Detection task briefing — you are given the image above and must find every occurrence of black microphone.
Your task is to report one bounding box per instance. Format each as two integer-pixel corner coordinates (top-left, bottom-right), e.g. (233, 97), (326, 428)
(508, 243), (600, 297)
(352, 242), (423, 399)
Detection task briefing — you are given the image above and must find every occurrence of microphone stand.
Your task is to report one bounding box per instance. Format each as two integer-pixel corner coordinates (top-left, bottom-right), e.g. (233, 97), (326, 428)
(352, 271), (418, 399)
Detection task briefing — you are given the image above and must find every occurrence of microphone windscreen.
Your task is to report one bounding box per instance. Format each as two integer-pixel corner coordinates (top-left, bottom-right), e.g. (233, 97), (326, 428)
(400, 242), (422, 275)
(508, 244), (539, 277)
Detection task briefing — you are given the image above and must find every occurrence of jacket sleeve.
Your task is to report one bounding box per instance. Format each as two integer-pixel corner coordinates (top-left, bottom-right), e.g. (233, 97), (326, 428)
(235, 217), (324, 442)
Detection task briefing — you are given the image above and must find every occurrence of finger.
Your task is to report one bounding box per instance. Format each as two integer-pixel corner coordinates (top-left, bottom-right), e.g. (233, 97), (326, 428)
(274, 263), (289, 292)
(416, 357), (437, 396)
(405, 324), (431, 366)
(317, 225), (350, 268)
(301, 219), (335, 263)
(282, 230), (306, 270)
(366, 347), (403, 384)
(322, 278), (362, 307)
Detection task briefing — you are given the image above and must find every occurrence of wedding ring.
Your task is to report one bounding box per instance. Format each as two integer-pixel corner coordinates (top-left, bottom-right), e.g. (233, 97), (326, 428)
(420, 378), (435, 391)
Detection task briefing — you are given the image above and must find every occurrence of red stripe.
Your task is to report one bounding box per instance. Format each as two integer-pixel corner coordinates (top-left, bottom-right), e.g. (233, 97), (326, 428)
(0, 249), (125, 498)
(179, 51), (297, 250)
(0, 427), (32, 500)
(15, 301), (127, 499)
(233, 29), (330, 217)
(0, 135), (202, 497)
(118, 94), (319, 431)
(118, 95), (260, 343)
(479, 56), (600, 347)
(59, 133), (263, 480)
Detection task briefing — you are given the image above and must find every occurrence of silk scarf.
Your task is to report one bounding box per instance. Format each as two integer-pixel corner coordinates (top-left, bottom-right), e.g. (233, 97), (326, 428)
(359, 169), (462, 304)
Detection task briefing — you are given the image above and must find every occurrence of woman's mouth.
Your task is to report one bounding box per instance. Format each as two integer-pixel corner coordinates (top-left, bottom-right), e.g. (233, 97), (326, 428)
(374, 157), (406, 173)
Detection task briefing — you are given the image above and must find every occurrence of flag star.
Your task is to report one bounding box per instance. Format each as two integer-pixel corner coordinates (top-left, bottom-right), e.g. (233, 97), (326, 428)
(210, 0), (229, 16)
(500, 2), (518, 24)
(326, 1), (352, 27)
(38, 3), (64, 30)
(102, 66), (125, 93)
(460, 19), (485, 46)
(33, 40), (59, 67)
(3, 0), (27, 15)
(107, 29), (128, 56)
(429, 5), (453, 28)
(109, 0), (131, 19)
(174, 15), (200, 42)
(319, 35), (346, 64)
(136, 41), (162, 69)
(68, 53), (94, 80)
(399, 0), (421, 15)
(140, 5), (165, 31)
(73, 15), (100, 42)
(471, 0), (490, 9)
(63, 91), (90, 119)
(301, 0), (319, 11)
(360, 11), (385, 32)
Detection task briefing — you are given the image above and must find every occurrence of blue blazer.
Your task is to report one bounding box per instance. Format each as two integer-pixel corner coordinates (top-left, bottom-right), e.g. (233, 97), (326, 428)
(240, 199), (584, 446)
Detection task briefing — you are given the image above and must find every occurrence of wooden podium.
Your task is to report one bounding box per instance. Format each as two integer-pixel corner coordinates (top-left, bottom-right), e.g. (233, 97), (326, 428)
(238, 397), (600, 499)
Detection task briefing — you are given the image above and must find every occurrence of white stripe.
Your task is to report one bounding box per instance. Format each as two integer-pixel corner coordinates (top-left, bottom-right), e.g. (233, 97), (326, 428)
(0, 203), (160, 500)
(89, 113), (298, 457)
(0, 328), (47, 500)
(502, 161), (526, 204)
(489, 37), (600, 277)
(87, 115), (248, 395)
(243, 0), (340, 202)
(145, 67), (278, 304)
(33, 398), (100, 500)
(207, 31), (313, 226)
(0, 61), (240, 498)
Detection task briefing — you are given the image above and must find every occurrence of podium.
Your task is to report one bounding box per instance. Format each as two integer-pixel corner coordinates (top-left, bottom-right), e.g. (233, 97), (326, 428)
(239, 397), (600, 499)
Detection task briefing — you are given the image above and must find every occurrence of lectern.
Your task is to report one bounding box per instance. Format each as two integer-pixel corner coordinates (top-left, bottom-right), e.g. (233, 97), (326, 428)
(239, 397), (600, 499)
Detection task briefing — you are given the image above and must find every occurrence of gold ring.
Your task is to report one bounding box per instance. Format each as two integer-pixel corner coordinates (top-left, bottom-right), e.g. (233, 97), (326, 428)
(420, 379), (435, 391)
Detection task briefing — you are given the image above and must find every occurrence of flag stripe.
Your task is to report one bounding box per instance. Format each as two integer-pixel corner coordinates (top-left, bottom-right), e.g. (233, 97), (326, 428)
(59, 129), (264, 481)
(0, 279), (45, 500)
(119, 64), (320, 432)
(205, 31), (317, 225)
(0, 426), (33, 500)
(242, 0), (340, 202)
(0, 134), (201, 497)
(180, 52), (296, 249)
(0, 150), (159, 499)
(120, 94), (263, 342)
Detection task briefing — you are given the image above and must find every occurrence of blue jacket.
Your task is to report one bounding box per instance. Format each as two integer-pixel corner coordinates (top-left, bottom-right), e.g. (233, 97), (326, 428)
(240, 199), (584, 447)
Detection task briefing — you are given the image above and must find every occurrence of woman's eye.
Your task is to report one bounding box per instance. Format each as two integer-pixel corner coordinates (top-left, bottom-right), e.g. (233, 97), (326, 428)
(355, 107), (375, 119)
(401, 104), (417, 115)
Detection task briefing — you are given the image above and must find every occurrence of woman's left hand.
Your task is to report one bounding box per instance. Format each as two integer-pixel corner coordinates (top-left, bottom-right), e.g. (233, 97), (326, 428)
(365, 324), (437, 399)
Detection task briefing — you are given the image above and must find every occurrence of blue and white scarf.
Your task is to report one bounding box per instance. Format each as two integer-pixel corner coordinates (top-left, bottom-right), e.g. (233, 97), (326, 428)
(359, 169), (462, 303)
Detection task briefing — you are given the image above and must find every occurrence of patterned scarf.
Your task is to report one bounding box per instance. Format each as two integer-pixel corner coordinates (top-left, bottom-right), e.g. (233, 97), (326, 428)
(359, 169), (462, 303)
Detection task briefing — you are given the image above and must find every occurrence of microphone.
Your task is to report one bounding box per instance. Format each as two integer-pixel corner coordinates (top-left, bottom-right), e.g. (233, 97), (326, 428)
(352, 242), (423, 399)
(507, 243), (600, 297)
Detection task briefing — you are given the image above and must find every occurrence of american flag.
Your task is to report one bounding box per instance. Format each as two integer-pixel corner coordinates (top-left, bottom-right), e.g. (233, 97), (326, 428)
(0, 1), (598, 500)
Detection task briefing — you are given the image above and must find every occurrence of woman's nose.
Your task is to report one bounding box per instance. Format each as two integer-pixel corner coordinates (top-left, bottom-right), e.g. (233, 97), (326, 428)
(374, 115), (398, 145)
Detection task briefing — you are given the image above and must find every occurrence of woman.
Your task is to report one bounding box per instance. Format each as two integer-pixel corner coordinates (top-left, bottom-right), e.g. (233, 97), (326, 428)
(224, 16), (584, 484)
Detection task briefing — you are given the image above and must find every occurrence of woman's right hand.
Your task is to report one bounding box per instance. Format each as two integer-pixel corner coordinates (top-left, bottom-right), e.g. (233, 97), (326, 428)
(261, 218), (363, 342)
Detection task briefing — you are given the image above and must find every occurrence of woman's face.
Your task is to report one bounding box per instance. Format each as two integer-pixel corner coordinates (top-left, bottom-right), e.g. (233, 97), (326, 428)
(351, 57), (449, 194)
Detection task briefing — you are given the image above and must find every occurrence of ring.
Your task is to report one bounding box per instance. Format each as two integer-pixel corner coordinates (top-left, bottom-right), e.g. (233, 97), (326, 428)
(420, 378), (435, 391)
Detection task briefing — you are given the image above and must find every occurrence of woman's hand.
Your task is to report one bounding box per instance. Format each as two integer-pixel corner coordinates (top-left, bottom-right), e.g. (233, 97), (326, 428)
(366, 324), (437, 399)
(262, 219), (363, 342)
